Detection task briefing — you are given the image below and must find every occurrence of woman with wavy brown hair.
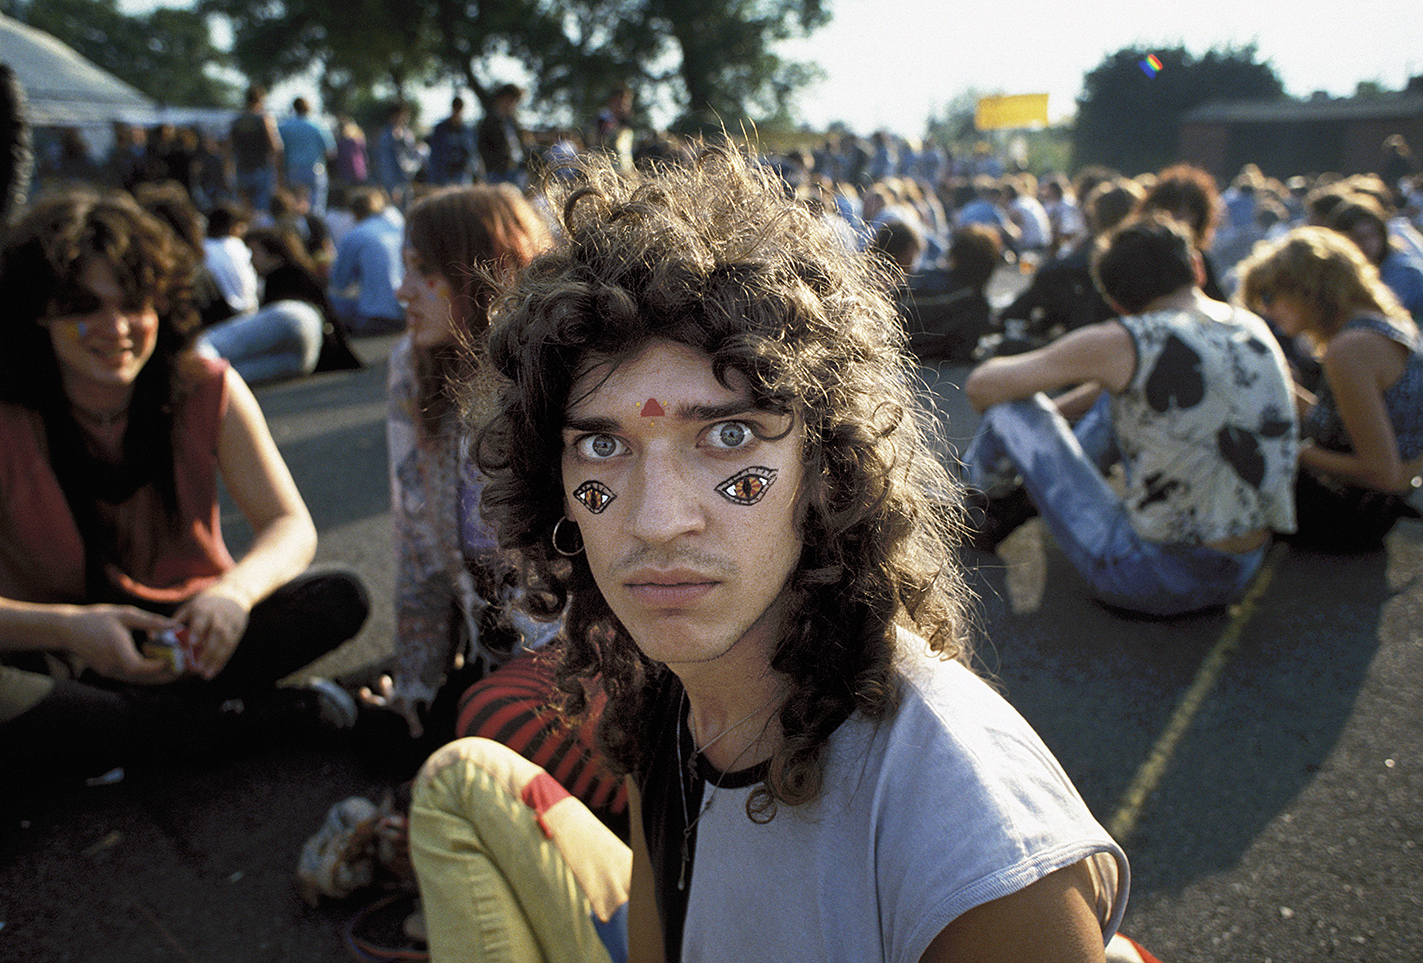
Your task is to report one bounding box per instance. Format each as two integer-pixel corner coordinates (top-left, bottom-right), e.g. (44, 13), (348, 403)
(1241, 225), (1423, 551)
(360, 185), (626, 837)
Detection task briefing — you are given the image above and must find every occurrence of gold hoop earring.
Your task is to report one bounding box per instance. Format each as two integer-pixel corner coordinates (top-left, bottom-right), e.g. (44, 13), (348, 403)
(551, 516), (584, 557)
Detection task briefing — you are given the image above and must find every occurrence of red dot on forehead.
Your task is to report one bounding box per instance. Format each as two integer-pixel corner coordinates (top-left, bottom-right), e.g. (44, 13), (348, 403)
(640, 398), (666, 417)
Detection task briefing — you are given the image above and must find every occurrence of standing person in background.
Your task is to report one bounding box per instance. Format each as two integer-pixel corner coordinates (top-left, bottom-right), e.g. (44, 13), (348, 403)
(0, 191), (368, 783)
(374, 102), (422, 210)
(427, 97), (476, 187)
(229, 85), (282, 214)
(278, 97), (336, 216)
(593, 85), (636, 171)
(1240, 226), (1423, 552)
(333, 115), (369, 190)
(478, 83), (528, 187)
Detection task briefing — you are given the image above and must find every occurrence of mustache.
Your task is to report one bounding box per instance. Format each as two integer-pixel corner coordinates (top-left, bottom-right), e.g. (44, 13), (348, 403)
(613, 545), (737, 579)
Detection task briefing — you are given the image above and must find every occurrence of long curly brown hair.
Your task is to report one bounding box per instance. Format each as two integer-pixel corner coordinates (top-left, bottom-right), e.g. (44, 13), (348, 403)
(474, 147), (973, 818)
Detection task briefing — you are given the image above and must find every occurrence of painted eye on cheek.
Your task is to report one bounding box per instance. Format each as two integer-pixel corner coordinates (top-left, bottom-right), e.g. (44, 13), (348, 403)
(717, 466), (778, 505)
(573, 480), (616, 514)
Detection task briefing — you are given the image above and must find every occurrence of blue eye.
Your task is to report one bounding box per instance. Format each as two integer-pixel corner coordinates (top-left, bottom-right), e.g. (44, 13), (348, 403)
(706, 421), (753, 450)
(576, 434), (627, 459)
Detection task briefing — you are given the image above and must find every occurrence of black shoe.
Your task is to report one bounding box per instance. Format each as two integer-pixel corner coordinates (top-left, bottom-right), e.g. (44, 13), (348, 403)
(962, 485), (1039, 551)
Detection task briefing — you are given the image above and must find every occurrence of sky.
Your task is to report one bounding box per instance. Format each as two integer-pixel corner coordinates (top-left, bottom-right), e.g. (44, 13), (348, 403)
(779, 0), (1423, 135)
(119, 0), (1423, 136)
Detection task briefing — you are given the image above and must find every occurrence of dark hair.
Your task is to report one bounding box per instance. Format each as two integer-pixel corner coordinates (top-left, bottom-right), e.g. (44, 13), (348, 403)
(133, 180), (205, 254)
(0, 189), (201, 594)
(348, 185), (387, 220)
(1092, 214), (1197, 313)
(1327, 195), (1394, 263)
(869, 219), (924, 272)
(1084, 178), (1146, 238)
(1136, 163), (1221, 249)
(204, 200), (249, 239)
(475, 147), (971, 817)
(245, 224), (319, 278)
(947, 224), (1001, 290)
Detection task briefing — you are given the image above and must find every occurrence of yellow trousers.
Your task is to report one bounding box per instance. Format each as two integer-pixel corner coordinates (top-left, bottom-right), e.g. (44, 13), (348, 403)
(410, 737), (632, 963)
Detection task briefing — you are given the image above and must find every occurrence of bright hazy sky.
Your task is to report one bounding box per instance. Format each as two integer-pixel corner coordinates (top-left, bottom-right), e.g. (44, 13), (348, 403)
(120, 0), (1423, 135)
(782, 0), (1423, 134)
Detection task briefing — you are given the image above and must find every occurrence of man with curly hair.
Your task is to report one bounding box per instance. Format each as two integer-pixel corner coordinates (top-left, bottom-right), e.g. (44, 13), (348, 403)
(406, 148), (1129, 963)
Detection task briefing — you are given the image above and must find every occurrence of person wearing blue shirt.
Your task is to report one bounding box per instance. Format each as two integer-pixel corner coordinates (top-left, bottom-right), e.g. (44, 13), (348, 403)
(427, 97), (477, 186)
(278, 97), (336, 216)
(329, 186), (405, 335)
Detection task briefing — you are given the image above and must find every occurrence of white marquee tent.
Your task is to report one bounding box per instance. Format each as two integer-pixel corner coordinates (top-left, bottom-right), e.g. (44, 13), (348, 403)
(1, 13), (231, 131)
(2, 13), (157, 127)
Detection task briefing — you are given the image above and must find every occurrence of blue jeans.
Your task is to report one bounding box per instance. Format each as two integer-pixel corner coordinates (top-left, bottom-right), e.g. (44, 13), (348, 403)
(197, 300), (324, 385)
(286, 165), (329, 216)
(963, 393), (1266, 616)
(234, 165), (276, 214)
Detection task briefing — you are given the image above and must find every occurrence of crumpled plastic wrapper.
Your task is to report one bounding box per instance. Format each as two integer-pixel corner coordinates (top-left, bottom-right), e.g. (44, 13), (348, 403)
(295, 795), (401, 906)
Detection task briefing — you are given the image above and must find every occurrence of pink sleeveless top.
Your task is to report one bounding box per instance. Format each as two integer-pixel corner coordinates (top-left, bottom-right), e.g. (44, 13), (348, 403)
(0, 356), (236, 607)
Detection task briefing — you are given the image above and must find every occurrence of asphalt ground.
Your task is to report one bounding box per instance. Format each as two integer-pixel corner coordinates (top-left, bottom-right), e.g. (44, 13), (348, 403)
(2, 320), (1420, 962)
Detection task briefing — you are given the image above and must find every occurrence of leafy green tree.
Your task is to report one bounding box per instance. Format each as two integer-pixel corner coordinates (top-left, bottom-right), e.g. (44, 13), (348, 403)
(1073, 45), (1284, 175)
(10, 0), (236, 107)
(643, 0), (829, 134)
(202, 0), (828, 133)
(200, 0), (439, 110)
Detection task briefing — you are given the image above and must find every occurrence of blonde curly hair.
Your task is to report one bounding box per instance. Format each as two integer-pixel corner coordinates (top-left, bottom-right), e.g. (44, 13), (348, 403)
(1238, 225), (1412, 345)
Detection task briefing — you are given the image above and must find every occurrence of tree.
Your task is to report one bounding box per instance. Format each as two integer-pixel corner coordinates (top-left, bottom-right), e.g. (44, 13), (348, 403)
(203, 0), (828, 133)
(199, 0), (440, 113)
(1072, 45), (1284, 175)
(10, 0), (236, 107)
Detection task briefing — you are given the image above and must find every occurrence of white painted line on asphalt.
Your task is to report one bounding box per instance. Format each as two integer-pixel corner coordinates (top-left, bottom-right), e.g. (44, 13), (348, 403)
(1106, 541), (1286, 844)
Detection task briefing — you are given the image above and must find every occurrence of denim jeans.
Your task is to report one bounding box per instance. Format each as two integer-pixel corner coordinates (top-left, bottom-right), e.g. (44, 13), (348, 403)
(963, 393), (1266, 616)
(234, 165), (276, 214)
(286, 165), (329, 216)
(197, 300), (325, 385)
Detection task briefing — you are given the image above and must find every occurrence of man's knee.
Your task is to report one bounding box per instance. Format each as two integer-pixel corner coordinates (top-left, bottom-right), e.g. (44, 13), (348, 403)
(417, 736), (544, 804)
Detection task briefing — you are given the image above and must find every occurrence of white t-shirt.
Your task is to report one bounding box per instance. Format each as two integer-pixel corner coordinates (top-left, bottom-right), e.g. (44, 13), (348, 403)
(202, 236), (259, 315)
(676, 637), (1128, 963)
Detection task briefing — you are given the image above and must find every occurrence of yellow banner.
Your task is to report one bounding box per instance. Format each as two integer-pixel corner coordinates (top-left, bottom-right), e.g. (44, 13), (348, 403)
(974, 94), (1050, 130)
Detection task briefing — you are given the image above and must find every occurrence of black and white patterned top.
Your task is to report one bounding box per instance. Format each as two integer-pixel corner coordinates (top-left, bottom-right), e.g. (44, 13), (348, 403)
(1113, 304), (1298, 544)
